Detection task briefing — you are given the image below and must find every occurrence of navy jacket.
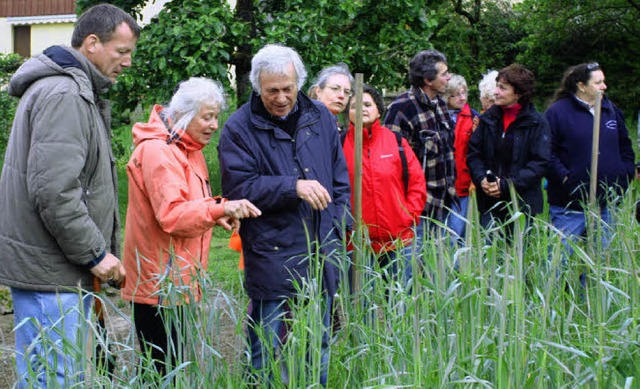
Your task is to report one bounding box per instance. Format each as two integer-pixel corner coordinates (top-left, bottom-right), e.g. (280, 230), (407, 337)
(218, 92), (351, 300)
(545, 96), (635, 209)
(467, 104), (550, 217)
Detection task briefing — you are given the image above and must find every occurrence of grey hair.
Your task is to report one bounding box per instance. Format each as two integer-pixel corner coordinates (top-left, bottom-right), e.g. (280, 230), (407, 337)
(409, 49), (447, 88)
(163, 77), (227, 139)
(443, 74), (468, 100)
(249, 44), (307, 95)
(312, 63), (354, 90)
(478, 70), (498, 99)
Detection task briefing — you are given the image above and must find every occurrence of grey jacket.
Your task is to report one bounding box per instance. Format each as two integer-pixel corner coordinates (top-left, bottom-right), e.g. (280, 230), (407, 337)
(0, 45), (120, 292)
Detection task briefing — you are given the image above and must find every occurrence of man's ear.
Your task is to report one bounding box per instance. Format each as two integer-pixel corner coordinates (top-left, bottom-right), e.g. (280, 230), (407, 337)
(82, 34), (100, 54)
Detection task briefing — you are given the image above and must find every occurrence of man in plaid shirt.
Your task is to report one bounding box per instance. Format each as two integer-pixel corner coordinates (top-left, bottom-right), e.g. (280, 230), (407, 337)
(384, 49), (456, 225)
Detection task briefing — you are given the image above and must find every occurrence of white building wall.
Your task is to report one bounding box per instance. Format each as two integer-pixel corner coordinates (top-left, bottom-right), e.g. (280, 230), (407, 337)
(30, 23), (74, 55)
(0, 18), (12, 53)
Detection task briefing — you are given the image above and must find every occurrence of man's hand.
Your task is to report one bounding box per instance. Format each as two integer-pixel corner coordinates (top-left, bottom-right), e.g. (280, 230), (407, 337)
(296, 180), (332, 210)
(90, 252), (126, 285)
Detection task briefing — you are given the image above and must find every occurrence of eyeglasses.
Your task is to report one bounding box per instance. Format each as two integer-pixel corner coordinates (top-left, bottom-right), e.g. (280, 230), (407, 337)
(327, 85), (353, 97)
(586, 62), (600, 70)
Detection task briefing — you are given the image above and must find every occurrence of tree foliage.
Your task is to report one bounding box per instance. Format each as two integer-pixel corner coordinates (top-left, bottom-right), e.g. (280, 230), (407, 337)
(76, 0), (149, 19)
(108, 0), (441, 115)
(515, 0), (640, 114)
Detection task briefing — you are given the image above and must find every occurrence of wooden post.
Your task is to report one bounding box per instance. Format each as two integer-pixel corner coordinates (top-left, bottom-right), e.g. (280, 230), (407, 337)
(589, 91), (603, 206)
(351, 74), (364, 295)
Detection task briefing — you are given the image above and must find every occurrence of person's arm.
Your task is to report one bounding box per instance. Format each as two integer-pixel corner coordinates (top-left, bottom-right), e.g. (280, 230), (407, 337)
(507, 117), (551, 193)
(545, 108), (571, 184)
(26, 94), (108, 267)
(137, 141), (259, 237)
(614, 106), (636, 178)
(403, 137), (427, 221)
(218, 121), (300, 211)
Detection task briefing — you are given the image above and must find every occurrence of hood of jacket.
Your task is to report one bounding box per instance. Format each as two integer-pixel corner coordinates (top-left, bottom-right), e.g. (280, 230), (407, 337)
(133, 104), (205, 152)
(8, 45), (111, 100)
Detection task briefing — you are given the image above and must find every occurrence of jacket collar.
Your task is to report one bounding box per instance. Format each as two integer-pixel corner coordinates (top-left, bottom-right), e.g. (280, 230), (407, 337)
(249, 91), (321, 137)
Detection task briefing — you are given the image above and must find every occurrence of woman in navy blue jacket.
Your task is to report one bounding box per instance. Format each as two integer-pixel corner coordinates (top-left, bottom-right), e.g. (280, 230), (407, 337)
(545, 62), (635, 258)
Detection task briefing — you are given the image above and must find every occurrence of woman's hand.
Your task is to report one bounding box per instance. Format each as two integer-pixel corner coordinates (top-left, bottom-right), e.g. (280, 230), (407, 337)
(480, 177), (501, 198)
(217, 199), (262, 230)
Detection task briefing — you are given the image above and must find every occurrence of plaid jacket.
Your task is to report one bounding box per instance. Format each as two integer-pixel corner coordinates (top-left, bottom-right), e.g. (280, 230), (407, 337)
(384, 87), (456, 221)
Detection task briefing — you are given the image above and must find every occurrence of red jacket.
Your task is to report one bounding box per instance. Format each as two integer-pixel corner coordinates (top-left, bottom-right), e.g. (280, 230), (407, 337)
(121, 105), (226, 305)
(454, 103), (476, 196)
(342, 120), (426, 253)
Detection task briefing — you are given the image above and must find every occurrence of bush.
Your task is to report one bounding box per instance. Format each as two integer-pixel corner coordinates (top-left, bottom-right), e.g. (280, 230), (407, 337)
(0, 53), (24, 166)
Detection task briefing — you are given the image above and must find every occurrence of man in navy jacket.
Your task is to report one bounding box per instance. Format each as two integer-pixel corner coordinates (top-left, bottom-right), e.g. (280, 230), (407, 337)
(218, 44), (351, 386)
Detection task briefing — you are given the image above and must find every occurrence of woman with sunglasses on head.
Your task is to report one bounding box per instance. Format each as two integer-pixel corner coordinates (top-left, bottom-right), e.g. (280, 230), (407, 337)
(545, 62), (635, 263)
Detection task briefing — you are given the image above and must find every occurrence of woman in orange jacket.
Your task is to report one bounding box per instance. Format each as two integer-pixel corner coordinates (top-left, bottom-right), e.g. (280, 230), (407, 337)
(121, 77), (261, 375)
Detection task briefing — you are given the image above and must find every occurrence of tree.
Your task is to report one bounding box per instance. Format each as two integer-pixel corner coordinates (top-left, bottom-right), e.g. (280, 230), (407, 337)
(515, 0), (640, 114)
(107, 0), (441, 115)
(76, 0), (149, 19)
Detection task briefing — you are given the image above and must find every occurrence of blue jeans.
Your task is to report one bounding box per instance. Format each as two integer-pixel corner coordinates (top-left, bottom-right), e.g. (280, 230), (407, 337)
(550, 205), (613, 259)
(447, 195), (469, 244)
(11, 288), (93, 388)
(247, 296), (332, 386)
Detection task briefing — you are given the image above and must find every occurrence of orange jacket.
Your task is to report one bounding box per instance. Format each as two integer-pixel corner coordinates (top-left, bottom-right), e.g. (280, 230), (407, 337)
(121, 105), (226, 305)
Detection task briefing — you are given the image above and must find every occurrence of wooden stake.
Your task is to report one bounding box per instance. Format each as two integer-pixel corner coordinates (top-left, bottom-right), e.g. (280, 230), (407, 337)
(589, 91), (603, 207)
(351, 74), (364, 295)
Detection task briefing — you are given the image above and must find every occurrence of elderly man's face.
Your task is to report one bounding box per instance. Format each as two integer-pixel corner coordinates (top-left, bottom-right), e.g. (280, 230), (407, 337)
(259, 63), (298, 117)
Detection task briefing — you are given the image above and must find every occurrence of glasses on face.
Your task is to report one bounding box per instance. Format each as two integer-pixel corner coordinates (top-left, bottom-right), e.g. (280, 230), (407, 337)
(327, 85), (353, 97)
(586, 62), (600, 70)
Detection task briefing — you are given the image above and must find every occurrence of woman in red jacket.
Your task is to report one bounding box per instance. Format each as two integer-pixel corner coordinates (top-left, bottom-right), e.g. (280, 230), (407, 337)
(444, 74), (479, 243)
(342, 84), (426, 283)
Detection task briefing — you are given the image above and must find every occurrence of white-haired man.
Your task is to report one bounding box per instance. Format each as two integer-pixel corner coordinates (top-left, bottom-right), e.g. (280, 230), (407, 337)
(218, 44), (351, 386)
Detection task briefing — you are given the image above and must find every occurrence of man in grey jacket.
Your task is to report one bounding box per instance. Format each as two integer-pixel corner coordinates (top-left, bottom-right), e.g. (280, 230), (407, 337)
(0, 4), (139, 386)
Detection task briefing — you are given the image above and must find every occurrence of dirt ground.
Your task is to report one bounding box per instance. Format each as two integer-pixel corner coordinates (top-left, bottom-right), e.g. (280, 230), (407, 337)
(0, 288), (241, 389)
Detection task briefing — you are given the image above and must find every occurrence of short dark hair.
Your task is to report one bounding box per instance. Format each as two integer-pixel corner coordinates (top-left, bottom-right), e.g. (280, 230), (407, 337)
(71, 4), (141, 48)
(497, 64), (535, 106)
(552, 62), (601, 102)
(408, 49), (447, 88)
(362, 84), (385, 117)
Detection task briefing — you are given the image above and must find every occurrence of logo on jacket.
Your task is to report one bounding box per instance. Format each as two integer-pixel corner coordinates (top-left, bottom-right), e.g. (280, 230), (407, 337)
(605, 120), (617, 131)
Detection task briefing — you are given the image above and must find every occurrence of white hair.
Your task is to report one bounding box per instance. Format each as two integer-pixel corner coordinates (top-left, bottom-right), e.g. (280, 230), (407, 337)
(443, 74), (468, 100)
(478, 70), (498, 99)
(249, 44), (307, 95)
(163, 77), (226, 140)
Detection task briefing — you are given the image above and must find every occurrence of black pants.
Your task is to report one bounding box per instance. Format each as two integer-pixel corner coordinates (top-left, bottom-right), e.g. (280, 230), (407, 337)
(133, 303), (182, 376)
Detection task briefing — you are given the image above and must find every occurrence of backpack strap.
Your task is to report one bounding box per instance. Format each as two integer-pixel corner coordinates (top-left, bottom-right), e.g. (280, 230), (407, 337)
(393, 131), (409, 194)
(343, 130), (410, 194)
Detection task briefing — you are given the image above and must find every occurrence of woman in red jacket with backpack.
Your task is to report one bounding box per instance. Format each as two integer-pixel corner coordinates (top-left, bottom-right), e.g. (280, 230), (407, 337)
(342, 84), (426, 283)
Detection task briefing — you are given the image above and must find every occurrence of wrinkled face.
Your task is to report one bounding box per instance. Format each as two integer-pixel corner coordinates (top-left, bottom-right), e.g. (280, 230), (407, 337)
(424, 61), (451, 97)
(316, 74), (352, 115)
(480, 96), (495, 111)
(89, 22), (137, 82)
(185, 103), (220, 145)
(349, 92), (380, 129)
(494, 79), (520, 107)
(578, 70), (607, 103)
(259, 63), (298, 117)
(447, 87), (467, 110)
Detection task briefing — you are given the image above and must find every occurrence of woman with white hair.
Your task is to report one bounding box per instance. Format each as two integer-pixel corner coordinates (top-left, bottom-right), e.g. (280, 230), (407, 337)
(443, 74), (479, 242)
(121, 77), (261, 375)
(478, 69), (498, 112)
